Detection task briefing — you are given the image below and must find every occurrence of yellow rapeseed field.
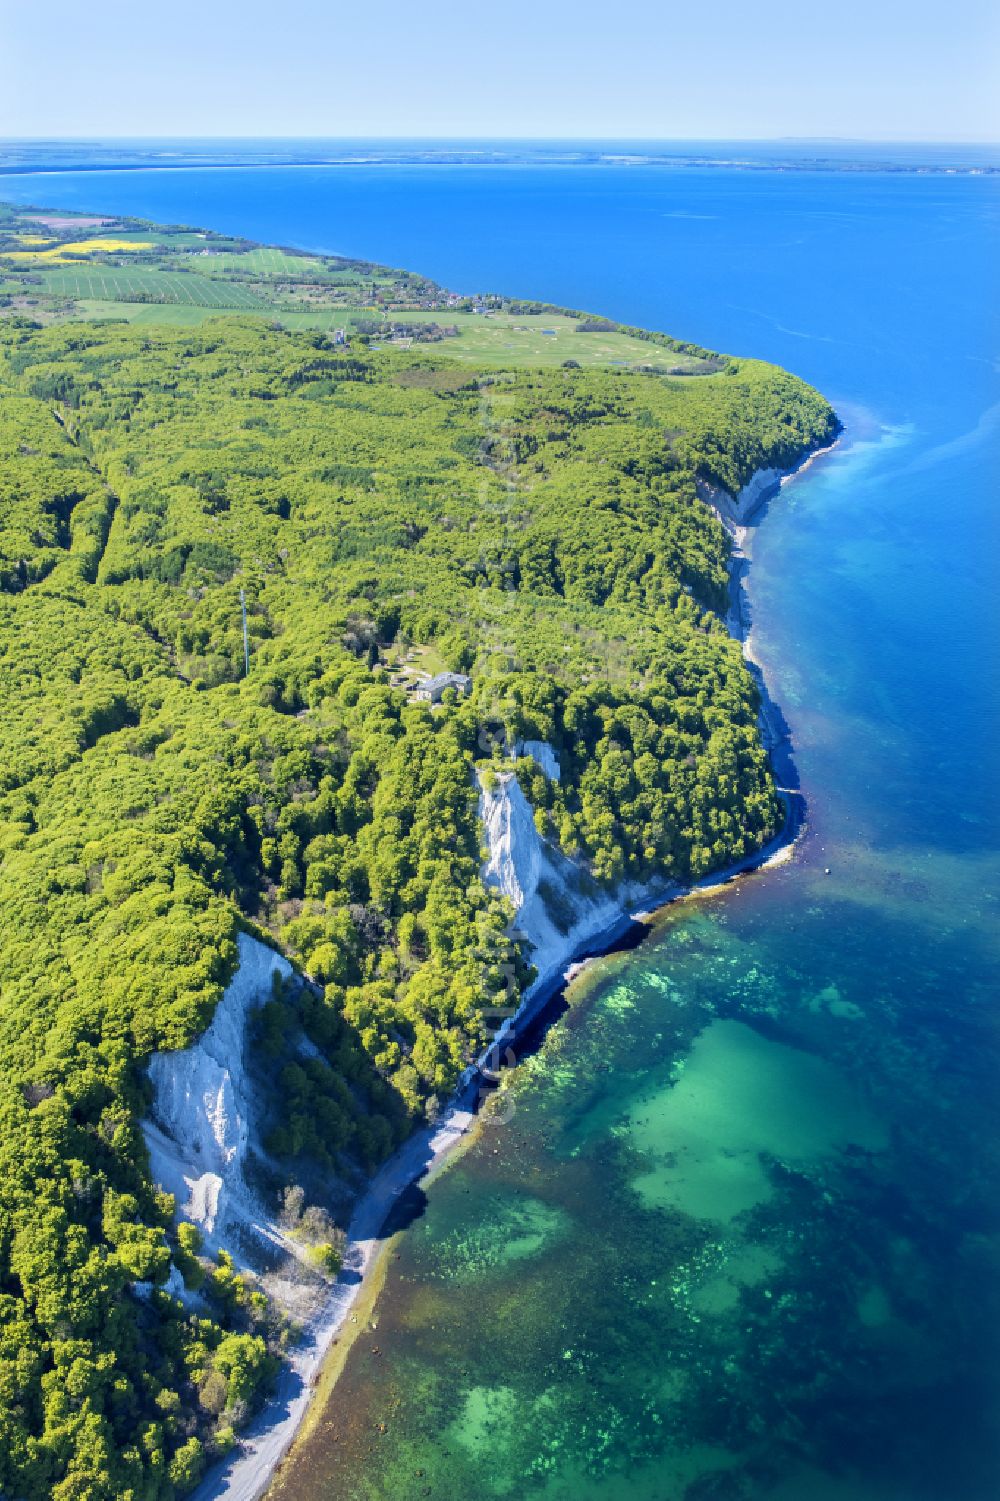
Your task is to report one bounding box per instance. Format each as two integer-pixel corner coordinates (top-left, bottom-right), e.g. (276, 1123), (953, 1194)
(47, 237), (151, 256)
(1, 236), (152, 264)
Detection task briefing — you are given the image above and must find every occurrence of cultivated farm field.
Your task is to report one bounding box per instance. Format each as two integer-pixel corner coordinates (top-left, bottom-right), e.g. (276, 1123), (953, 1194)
(41, 267), (268, 307)
(67, 301), (233, 326)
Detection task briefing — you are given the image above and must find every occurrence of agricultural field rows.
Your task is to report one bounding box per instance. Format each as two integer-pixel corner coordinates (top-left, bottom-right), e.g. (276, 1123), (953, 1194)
(41, 266), (268, 307)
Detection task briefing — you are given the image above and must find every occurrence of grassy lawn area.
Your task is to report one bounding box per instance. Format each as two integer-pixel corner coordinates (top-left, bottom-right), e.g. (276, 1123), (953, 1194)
(265, 308), (715, 370)
(367, 310), (715, 370)
(76, 229), (217, 248)
(200, 246), (334, 278)
(199, 248), (397, 284)
(435, 319), (708, 370)
(40, 300), (720, 373)
(383, 642), (449, 688)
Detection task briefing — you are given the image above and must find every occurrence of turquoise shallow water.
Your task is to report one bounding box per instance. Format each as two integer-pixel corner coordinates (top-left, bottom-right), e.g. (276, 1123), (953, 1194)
(3, 148), (998, 1499)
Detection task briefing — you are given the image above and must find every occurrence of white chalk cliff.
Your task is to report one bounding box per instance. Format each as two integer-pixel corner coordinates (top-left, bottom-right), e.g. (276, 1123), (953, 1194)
(696, 465), (787, 529)
(143, 932), (291, 1256)
(478, 743), (666, 1000)
(515, 738), (561, 781)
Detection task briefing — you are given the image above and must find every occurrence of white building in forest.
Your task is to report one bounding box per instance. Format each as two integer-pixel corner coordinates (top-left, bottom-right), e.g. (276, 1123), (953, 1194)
(413, 672), (472, 704)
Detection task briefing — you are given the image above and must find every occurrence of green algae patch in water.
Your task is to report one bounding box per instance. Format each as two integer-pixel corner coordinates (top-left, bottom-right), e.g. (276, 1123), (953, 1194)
(687, 1244), (783, 1315)
(415, 1188), (571, 1284)
(627, 1018), (888, 1222)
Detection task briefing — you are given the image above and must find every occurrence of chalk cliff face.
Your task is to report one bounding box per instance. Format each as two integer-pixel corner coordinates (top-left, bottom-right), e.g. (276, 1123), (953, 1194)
(477, 744), (659, 999)
(143, 932), (291, 1253)
(479, 769), (551, 923)
(516, 738), (561, 782)
(696, 466), (786, 529)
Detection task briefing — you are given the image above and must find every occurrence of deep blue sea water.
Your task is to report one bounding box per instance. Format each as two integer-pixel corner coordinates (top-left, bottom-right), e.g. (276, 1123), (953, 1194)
(3, 150), (998, 1499)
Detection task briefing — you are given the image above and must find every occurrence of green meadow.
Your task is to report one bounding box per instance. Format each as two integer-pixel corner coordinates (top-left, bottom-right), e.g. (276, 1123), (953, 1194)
(368, 310), (715, 369)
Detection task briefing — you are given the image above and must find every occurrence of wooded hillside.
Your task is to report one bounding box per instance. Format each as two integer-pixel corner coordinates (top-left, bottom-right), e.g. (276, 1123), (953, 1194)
(0, 311), (836, 1499)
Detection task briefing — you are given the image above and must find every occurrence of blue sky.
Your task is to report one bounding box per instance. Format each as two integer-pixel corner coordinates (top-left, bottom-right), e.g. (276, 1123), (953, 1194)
(1, 0), (997, 142)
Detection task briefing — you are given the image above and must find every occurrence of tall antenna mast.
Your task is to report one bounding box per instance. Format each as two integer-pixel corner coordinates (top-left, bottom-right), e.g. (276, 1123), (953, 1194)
(239, 588), (250, 676)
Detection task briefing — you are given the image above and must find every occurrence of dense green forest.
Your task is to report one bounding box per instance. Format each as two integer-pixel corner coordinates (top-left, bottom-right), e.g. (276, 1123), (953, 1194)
(0, 252), (836, 1499)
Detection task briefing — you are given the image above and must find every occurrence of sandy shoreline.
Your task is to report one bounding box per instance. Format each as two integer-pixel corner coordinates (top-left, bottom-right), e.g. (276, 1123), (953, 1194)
(190, 436), (837, 1501)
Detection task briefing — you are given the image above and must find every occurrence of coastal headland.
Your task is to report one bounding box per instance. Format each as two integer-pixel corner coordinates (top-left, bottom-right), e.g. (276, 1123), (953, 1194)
(0, 199), (837, 1501)
(185, 439), (837, 1501)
